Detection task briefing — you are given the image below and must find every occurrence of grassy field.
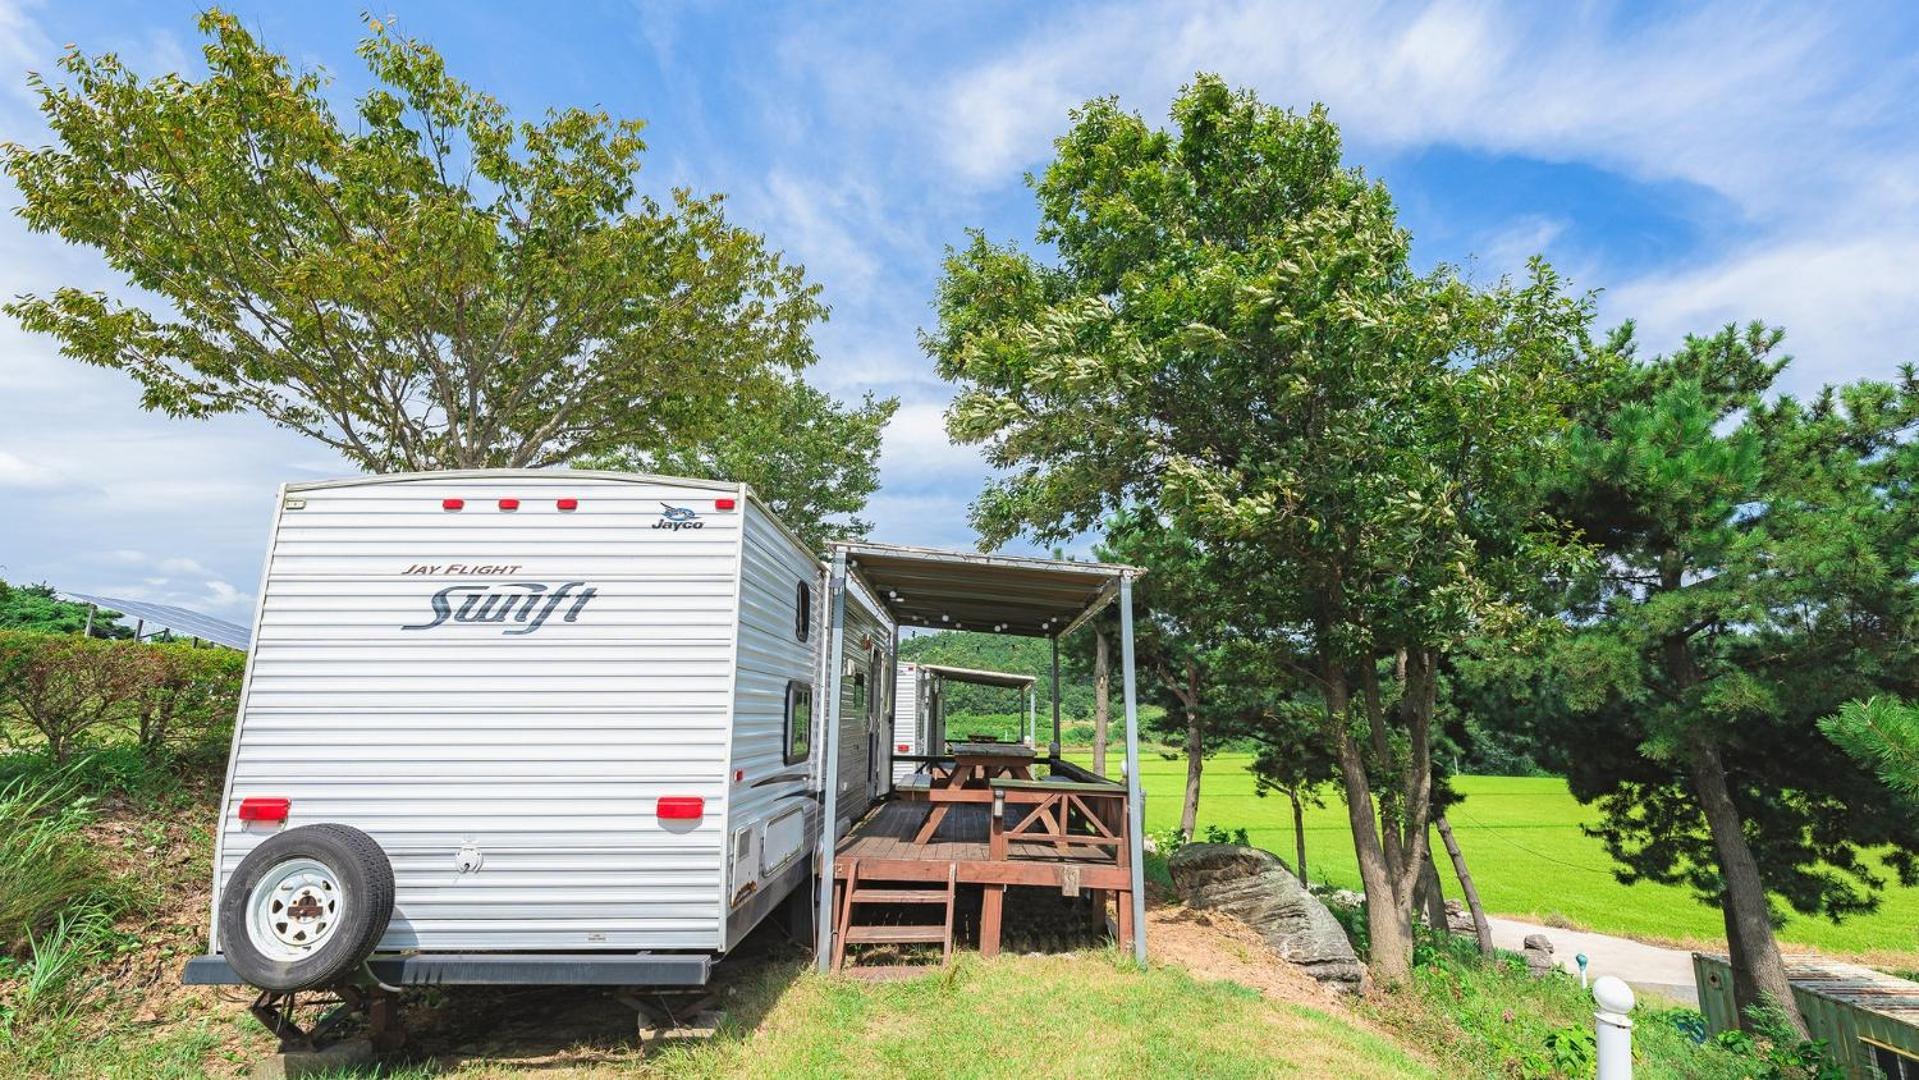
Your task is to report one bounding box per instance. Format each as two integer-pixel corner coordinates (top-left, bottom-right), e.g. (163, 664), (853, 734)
(1089, 749), (1919, 962)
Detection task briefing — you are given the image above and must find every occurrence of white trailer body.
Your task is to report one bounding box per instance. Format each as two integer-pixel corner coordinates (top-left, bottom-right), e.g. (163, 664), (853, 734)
(829, 569), (892, 819)
(198, 470), (889, 985)
(890, 662), (922, 783)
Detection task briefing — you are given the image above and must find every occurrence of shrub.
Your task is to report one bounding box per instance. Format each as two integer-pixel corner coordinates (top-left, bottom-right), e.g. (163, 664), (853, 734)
(0, 632), (147, 763)
(129, 643), (244, 753)
(0, 631), (243, 763)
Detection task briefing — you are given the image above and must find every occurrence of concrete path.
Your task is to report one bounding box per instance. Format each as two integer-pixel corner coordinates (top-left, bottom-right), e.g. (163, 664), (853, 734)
(1485, 915), (1700, 1006)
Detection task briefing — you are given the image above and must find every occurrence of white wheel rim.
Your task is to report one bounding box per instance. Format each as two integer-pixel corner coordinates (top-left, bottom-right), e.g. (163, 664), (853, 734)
(246, 857), (346, 963)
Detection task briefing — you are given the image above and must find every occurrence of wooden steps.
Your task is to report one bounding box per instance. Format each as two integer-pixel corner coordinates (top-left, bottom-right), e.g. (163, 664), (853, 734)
(849, 888), (952, 904)
(830, 859), (957, 974)
(843, 924), (949, 944)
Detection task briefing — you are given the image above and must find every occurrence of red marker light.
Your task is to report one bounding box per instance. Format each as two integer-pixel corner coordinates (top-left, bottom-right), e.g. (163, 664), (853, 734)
(498, 498), (520, 511)
(715, 498), (737, 511)
(897, 744), (911, 753)
(557, 498), (578, 511)
(657, 796), (705, 820)
(238, 797), (290, 823)
(734, 769), (744, 782)
(442, 498), (464, 511)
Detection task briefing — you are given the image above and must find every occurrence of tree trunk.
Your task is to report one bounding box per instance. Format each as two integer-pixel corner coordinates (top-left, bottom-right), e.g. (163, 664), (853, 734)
(1289, 788), (1308, 885)
(1691, 741), (1808, 1036)
(1093, 625), (1110, 776)
(1653, 548), (1805, 1038)
(1416, 848), (1447, 931)
(1329, 667), (1413, 987)
(1436, 813), (1493, 957)
(1180, 703), (1203, 842)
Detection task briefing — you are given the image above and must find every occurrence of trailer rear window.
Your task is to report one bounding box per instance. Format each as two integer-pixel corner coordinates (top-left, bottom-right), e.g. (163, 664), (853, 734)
(785, 681), (812, 765)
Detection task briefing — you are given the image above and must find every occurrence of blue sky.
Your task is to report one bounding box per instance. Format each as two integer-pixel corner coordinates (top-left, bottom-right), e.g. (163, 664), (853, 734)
(2, 1), (1916, 623)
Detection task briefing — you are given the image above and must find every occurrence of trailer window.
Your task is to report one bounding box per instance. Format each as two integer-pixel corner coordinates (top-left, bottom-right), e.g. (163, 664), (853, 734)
(795, 580), (811, 642)
(785, 682), (812, 765)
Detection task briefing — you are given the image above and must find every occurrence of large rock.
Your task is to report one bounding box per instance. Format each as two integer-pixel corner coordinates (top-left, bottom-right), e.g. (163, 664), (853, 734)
(1166, 843), (1367, 994)
(1522, 933), (1555, 978)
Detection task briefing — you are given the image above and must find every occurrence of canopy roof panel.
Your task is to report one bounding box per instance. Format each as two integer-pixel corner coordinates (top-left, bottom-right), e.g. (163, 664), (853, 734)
(912, 663), (1035, 689)
(832, 540), (1139, 638)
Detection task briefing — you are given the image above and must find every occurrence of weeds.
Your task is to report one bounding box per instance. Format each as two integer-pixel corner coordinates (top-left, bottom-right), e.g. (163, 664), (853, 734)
(12, 897), (118, 1024)
(0, 775), (110, 953)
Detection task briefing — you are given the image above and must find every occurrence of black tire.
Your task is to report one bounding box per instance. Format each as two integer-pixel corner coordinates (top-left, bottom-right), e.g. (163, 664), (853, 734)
(218, 823), (395, 992)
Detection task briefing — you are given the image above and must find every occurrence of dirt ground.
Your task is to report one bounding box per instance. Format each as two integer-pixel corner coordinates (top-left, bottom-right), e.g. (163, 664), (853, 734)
(1144, 904), (1345, 1007)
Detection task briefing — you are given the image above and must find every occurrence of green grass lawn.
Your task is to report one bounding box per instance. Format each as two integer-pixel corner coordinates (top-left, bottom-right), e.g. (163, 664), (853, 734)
(656, 954), (1432, 1079)
(1078, 749), (1919, 963)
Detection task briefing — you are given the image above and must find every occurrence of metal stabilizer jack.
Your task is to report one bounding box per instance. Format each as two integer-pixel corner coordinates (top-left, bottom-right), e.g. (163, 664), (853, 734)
(248, 983), (404, 1053)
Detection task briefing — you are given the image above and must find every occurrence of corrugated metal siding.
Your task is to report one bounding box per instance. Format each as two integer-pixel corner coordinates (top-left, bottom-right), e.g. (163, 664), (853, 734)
(891, 663), (920, 782)
(1695, 954), (1919, 1077)
(723, 500), (821, 932)
(214, 474), (741, 953)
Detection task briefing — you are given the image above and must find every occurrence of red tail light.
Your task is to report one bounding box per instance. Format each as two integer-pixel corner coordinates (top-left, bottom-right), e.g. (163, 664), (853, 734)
(442, 498), (464, 511)
(557, 498), (578, 511)
(238, 797), (290, 823)
(715, 498), (737, 510)
(657, 796), (704, 820)
(498, 498), (520, 511)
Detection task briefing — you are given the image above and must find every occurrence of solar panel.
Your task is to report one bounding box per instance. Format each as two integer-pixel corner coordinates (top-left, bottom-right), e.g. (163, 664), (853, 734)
(60, 592), (252, 650)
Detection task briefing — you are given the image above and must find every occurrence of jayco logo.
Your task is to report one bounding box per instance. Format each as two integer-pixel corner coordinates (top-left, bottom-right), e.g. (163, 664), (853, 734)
(402, 581), (597, 635)
(653, 503), (705, 531)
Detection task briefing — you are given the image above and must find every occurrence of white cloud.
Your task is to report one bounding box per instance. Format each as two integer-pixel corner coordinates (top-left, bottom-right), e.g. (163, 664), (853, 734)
(878, 400), (983, 480)
(0, 448), (64, 490)
(934, 2), (1887, 218)
(1605, 229), (1919, 392)
(1466, 215), (1568, 284)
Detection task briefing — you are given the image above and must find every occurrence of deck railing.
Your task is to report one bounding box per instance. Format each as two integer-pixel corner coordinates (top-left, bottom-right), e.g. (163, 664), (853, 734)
(988, 779), (1129, 863)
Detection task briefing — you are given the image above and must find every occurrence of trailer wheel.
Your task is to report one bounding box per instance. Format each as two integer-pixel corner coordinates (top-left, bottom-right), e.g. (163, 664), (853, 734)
(218, 824), (395, 992)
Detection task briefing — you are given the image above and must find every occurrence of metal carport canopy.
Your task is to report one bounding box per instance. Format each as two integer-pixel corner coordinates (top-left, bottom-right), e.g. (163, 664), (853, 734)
(911, 663), (1036, 689)
(831, 540), (1139, 636)
(816, 539), (1150, 969)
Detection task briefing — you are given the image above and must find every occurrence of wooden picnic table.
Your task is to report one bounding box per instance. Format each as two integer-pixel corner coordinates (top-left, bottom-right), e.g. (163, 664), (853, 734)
(909, 743), (1038, 844)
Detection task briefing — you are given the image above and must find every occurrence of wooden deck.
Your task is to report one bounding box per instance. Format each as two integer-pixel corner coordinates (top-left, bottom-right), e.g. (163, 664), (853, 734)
(830, 770), (1138, 968)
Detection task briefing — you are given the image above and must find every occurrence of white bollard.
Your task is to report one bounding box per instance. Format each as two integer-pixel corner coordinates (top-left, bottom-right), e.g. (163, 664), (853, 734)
(1593, 975), (1635, 1080)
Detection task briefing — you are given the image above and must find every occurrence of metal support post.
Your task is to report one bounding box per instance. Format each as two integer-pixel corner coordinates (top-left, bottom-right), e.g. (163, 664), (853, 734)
(814, 551), (850, 972)
(1119, 574), (1147, 963)
(1049, 636), (1062, 758)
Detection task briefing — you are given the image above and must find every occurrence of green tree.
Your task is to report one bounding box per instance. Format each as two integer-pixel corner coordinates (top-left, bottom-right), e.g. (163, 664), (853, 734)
(1095, 514), (1236, 841)
(1233, 690), (1337, 885)
(583, 379), (896, 550)
(1821, 698), (1919, 799)
(5, 11), (824, 472)
(927, 75), (1597, 984)
(1539, 325), (1919, 1033)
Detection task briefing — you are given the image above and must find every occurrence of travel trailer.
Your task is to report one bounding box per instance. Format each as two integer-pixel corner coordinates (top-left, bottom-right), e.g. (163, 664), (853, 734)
(890, 662), (1037, 783)
(184, 470), (893, 993)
